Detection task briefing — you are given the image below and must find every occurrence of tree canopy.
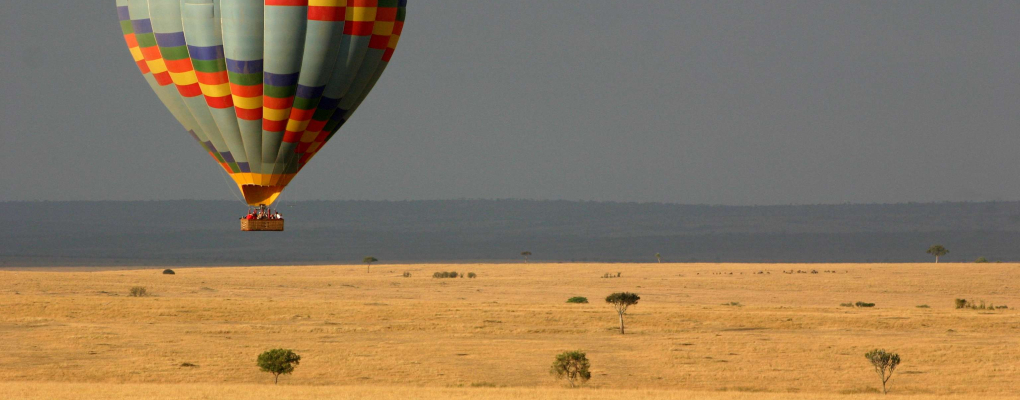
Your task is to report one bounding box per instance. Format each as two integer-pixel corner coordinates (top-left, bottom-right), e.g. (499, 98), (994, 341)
(865, 349), (901, 394)
(926, 245), (948, 263)
(605, 292), (640, 334)
(257, 349), (301, 384)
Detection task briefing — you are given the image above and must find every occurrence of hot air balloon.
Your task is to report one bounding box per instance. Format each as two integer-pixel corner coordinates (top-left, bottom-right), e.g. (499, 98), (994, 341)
(115, 0), (406, 230)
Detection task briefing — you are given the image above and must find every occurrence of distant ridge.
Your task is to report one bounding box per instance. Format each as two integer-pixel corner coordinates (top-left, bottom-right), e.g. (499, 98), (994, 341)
(2, 200), (1020, 266)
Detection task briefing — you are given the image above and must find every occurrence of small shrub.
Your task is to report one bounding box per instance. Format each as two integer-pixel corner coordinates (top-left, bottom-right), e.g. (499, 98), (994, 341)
(179, 362), (198, 368)
(550, 350), (591, 387)
(723, 301), (742, 307)
(432, 271), (461, 279)
(162, 269), (175, 275)
(956, 298), (1008, 310)
(955, 298), (968, 309)
(840, 302), (854, 307)
(129, 287), (148, 297)
(916, 304), (930, 308)
(566, 296), (588, 304)
(402, 272), (411, 278)
(975, 257), (989, 263)
(855, 301), (876, 308)
(467, 272), (477, 278)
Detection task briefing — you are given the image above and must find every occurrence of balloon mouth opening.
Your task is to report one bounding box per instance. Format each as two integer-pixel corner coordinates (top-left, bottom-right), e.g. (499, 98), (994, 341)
(239, 185), (285, 206)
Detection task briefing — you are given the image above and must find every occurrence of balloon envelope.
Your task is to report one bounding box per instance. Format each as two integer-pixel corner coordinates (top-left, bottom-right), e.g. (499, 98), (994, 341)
(116, 0), (406, 205)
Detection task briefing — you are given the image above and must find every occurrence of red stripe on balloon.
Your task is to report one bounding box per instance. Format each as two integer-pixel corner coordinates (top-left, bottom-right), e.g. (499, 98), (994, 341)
(369, 34), (389, 49)
(205, 95), (233, 108)
(235, 107), (262, 120)
(309, 6), (344, 21)
(288, 108), (314, 121)
(345, 21), (374, 36)
(177, 83), (202, 97)
(153, 71), (174, 86)
(263, 119), (287, 132)
(263, 96), (294, 109)
(306, 119), (328, 132)
(376, 7), (397, 21)
(265, 0), (308, 6)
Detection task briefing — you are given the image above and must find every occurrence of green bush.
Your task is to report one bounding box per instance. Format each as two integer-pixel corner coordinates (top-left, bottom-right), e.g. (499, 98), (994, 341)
(916, 304), (930, 308)
(432, 271), (460, 279)
(402, 272), (411, 278)
(467, 272), (477, 278)
(129, 287), (148, 297)
(566, 296), (588, 304)
(162, 269), (175, 275)
(975, 257), (989, 263)
(550, 350), (591, 387)
(257, 349), (301, 385)
(840, 302), (854, 307)
(855, 301), (876, 308)
(956, 298), (1008, 310)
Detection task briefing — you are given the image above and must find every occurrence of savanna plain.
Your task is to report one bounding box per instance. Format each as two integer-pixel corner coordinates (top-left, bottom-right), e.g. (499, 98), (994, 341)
(0, 263), (1017, 399)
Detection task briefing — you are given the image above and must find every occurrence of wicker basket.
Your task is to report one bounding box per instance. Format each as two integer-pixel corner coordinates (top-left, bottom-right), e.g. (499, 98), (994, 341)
(240, 219), (284, 231)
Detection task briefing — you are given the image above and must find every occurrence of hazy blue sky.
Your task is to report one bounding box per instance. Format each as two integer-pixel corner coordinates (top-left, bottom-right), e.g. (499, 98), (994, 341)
(2, 1), (1019, 205)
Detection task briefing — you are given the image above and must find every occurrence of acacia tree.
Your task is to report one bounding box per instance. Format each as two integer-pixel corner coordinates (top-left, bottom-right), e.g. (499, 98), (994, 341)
(550, 350), (591, 387)
(605, 292), (640, 334)
(257, 348), (301, 384)
(865, 349), (901, 394)
(926, 245), (948, 263)
(363, 256), (378, 273)
(655, 253), (662, 263)
(521, 251), (532, 263)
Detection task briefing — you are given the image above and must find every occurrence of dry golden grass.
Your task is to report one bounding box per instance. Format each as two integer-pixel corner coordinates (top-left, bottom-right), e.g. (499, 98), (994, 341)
(0, 263), (1017, 399)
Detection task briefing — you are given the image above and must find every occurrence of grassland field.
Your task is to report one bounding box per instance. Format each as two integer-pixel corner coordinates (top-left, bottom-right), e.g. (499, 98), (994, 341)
(0, 263), (1017, 399)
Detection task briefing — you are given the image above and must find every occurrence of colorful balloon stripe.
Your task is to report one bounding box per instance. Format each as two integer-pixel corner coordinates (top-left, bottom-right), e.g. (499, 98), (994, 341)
(115, 0), (406, 205)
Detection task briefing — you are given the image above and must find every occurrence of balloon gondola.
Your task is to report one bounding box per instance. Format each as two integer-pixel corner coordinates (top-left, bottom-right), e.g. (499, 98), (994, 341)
(115, 0), (407, 231)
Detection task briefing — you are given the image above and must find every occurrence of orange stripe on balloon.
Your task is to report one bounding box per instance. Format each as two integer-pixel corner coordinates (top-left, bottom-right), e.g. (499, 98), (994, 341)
(229, 83), (264, 97)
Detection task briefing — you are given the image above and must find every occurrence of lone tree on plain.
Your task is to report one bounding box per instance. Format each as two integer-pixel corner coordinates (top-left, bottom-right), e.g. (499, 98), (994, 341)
(655, 253), (662, 263)
(363, 256), (378, 273)
(865, 349), (901, 394)
(926, 245), (948, 263)
(605, 292), (640, 334)
(521, 251), (532, 263)
(257, 348), (301, 384)
(550, 350), (591, 388)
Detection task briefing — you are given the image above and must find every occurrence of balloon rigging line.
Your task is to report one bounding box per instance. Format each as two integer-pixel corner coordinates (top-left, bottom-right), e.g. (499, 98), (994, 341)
(216, 167), (247, 206)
